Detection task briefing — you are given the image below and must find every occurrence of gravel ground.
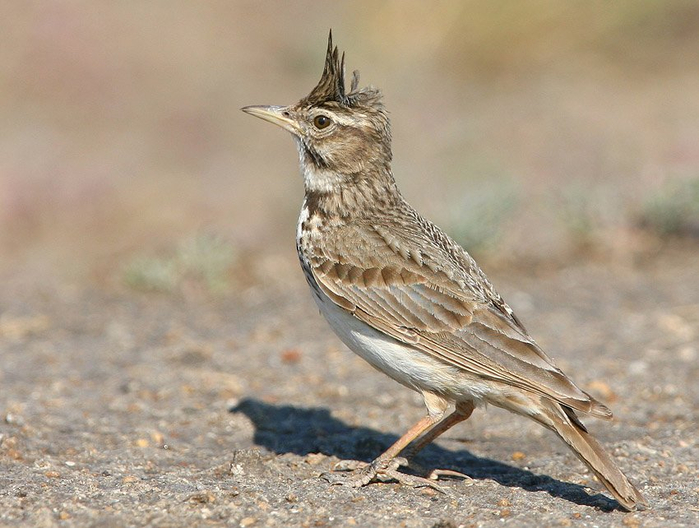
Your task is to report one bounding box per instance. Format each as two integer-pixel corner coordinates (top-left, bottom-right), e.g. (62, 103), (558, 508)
(1, 247), (698, 527)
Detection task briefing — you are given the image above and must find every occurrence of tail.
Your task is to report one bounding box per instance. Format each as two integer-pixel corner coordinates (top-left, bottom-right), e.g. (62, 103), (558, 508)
(537, 399), (648, 511)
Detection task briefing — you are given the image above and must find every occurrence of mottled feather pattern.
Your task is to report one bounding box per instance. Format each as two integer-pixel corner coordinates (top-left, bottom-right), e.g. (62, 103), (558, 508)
(247, 30), (646, 511)
(298, 199), (611, 419)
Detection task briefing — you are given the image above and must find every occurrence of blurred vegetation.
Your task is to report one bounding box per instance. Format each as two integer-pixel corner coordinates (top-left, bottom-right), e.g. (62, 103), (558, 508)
(639, 177), (699, 237)
(1, 1), (698, 282)
(123, 234), (235, 294)
(557, 187), (599, 248)
(440, 177), (519, 253)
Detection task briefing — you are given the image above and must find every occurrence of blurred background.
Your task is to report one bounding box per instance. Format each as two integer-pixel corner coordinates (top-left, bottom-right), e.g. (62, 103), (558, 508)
(1, 0), (698, 292)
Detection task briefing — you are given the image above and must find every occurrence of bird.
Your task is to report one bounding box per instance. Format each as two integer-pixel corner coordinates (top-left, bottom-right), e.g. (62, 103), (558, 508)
(242, 31), (647, 511)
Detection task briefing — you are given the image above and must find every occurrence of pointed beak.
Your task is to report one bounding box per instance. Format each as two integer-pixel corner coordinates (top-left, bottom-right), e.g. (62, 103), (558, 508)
(241, 105), (301, 135)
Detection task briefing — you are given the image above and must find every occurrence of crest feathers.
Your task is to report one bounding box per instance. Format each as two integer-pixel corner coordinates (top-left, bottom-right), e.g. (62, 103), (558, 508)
(302, 30), (346, 106)
(301, 30), (383, 110)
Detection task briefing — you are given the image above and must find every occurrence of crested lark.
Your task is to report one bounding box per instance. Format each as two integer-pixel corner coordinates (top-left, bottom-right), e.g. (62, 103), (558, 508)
(242, 32), (647, 511)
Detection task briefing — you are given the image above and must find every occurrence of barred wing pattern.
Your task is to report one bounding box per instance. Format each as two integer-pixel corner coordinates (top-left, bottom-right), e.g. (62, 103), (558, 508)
(305, 217), (611, 419)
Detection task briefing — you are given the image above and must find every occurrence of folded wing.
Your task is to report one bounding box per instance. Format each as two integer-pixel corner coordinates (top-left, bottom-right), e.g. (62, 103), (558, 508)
(308, 221), (611, 419)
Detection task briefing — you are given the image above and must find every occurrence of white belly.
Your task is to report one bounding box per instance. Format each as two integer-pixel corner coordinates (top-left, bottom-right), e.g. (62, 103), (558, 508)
(295, 205), (489, 404)
(311, 287), (476, 398)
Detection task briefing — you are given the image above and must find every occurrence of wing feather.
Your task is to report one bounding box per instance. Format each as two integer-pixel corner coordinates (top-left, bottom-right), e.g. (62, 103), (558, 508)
(307, 220), (611, 418)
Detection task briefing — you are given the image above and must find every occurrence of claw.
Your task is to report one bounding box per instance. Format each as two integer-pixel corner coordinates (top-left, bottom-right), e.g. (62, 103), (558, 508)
(426, 468), (472, 482)
(396, 458), (472, 483)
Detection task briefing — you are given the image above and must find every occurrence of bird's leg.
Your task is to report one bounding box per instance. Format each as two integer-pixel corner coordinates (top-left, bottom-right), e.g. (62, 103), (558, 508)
(404, 401), (475, 459)
(402, 401), (475, 480)
(326, 413), (446, 490)
(324, 398), (475, 489)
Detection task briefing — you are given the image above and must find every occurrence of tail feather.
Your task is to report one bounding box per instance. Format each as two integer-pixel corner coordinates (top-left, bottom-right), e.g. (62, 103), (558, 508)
(539, 399), (648, 511)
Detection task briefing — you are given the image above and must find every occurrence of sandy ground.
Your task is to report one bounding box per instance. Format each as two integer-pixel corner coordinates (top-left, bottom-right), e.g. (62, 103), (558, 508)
(2, 3), (699, 527)
(1, 246), (698, 527)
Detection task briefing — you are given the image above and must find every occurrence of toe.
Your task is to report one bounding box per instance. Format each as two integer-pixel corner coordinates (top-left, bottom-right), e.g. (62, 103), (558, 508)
(332, 459), (367, 472)
(427, 468), (472, 481)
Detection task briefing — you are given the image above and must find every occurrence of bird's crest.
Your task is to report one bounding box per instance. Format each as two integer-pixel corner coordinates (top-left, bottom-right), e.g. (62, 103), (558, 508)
(301, 30), (383, 110)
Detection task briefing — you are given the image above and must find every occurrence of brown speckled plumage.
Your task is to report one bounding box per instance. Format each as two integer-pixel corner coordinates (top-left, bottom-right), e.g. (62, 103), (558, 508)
(242, 31), (647, 511)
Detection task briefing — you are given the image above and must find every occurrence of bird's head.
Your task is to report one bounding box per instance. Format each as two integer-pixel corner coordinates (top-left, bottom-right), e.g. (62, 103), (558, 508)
(243, 31), (394, 197)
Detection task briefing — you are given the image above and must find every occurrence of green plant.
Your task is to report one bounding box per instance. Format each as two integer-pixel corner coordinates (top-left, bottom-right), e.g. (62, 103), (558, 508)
(640, 177), (699, 237)
(441, 179), (518, 253)
(123, 234), (236, 293)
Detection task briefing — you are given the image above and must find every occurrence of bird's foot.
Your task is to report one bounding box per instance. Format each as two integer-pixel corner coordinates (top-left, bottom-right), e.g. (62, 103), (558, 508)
(321, 456), (446, 492)
(406, 459), (472, 482)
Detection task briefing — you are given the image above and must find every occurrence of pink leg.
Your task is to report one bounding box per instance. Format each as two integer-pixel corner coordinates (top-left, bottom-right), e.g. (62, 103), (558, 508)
(404, 401), (475, 458)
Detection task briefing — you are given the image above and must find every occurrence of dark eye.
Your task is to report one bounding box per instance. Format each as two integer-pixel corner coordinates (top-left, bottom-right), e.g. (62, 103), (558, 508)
(313, 115), (331, 129)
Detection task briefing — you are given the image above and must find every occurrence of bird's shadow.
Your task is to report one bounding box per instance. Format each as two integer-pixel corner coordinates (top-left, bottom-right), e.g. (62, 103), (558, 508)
(230, 397), (620, 511)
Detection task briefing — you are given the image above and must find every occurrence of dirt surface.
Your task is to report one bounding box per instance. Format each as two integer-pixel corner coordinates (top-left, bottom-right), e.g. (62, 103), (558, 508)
(1, 247), (698, 527)
(3, 3), (699, 526)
